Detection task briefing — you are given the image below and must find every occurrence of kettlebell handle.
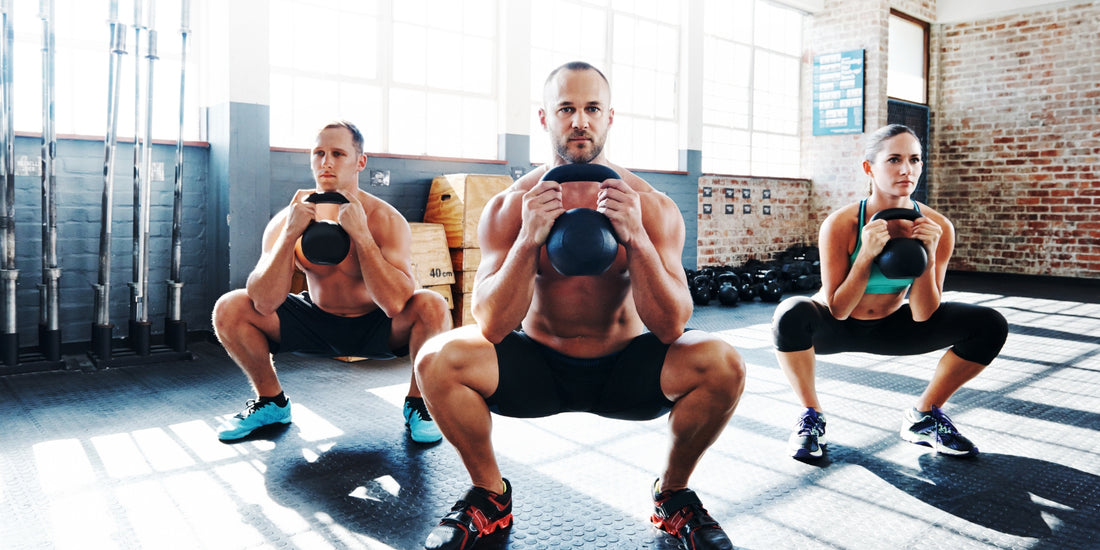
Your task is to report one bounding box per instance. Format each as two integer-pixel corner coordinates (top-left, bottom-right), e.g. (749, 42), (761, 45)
(305, 191), (350, 205)
(869, 208), (922, 223)
(540, 163), (621, 183)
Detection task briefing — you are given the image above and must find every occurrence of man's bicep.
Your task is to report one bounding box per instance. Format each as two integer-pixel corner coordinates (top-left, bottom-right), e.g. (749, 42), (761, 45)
(474, 194), (519, 273)
(259, 212), (289, 255)
(475, 212), (516, 280)
(645, 198), (687, 265)
(371, 212), (414, 272)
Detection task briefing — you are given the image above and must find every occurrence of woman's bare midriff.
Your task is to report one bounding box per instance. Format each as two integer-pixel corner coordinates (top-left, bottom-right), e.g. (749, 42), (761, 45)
(846, 291), (906, 320)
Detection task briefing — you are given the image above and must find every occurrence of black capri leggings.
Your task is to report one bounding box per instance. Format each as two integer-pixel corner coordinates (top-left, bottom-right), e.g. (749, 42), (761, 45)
(772, 296), (1008, 366)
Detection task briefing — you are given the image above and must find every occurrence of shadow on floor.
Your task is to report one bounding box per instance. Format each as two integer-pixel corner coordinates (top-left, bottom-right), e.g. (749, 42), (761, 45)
(857, 452), (1099, 540)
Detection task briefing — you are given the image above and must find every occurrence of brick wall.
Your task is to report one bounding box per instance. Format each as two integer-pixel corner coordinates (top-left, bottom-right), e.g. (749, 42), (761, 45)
(801, 0), (1099, 279)
(696, 176), (813, 268)
(6, 136), (210, 348)
(932, 3), (1100, 277)
(798, 0), (935, 219)
(801, 0), (890, 229)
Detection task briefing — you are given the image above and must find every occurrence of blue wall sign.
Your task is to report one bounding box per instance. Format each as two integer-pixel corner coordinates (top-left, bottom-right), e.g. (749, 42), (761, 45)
(813, 49), (865, 135)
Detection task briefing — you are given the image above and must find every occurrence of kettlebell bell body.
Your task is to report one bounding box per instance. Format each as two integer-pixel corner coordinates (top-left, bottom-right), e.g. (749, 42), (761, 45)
(717, 282), (740, 306)
(541, 164), (622, 277)
(301, 192), (351, 265)
(869, 208), (928, 279)
(546, 208), (620, 276)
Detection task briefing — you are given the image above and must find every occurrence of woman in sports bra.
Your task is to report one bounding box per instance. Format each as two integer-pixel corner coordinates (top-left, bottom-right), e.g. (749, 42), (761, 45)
(771, 124), (1008, 461)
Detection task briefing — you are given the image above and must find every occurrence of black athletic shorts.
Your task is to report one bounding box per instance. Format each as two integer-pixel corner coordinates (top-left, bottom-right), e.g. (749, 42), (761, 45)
(268, 291), (407, 359)
(772, 296), (1008, 366)
(485, 331), (677, 421)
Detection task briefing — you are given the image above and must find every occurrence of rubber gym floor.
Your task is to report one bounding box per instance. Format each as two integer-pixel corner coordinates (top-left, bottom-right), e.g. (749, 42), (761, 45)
(1, 272), (1097, 550)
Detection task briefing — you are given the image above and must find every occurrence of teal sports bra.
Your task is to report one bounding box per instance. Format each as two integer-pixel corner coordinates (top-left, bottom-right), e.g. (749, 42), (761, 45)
(851, 199), (921, 294)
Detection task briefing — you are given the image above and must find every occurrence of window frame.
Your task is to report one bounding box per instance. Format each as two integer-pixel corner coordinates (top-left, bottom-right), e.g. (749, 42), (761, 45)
(701, 0), (804, 178)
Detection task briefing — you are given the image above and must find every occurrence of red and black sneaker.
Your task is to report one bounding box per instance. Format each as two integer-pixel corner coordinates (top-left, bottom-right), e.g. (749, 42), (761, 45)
(424, 479), (513, 550)
(650, 479), (733, 550)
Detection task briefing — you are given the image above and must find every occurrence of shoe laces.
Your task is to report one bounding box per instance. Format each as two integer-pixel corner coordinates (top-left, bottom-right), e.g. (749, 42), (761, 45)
(653, 486), (720, 533)
(930, 407), (961, 436)
(407, 398), (433, 422)
(796, 410), (822, 436)
(236, 399), (263, 418)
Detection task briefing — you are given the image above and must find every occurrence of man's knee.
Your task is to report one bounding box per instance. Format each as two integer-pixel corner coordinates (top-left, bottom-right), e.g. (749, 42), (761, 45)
(416, 327), (499, 402)
(415, 325), (477, 378)
(707, 339), (746, 399)
(408, 289), (453, 331)
(212, 289), (253, 335)
(673, 333), (746, 400)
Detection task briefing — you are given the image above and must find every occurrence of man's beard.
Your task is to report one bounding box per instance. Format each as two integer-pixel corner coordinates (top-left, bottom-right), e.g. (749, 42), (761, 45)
(554, 131), (606, 164)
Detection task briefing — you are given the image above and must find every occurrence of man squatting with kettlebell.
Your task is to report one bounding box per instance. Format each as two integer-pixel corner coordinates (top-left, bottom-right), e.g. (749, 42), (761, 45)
(212, 121), (452, 443)
(772, 124), (1008, 460)
(414, 61), (746, 550)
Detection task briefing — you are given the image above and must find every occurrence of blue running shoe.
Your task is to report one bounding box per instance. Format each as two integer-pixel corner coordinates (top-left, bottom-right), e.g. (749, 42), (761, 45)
(404, 397), (442, 443)
(789, 407), (827, 460)
(217, 398), (292, 441)
(900, 406), (978, 457)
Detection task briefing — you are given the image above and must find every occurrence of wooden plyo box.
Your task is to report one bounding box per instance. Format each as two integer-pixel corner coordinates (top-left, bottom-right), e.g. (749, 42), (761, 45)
(409, 222), (455, 287)
(449, 247), (482, 272)
(452, 289), (475, 328)
(291, 269), (307, 294)
(449, 248), (480, 326)
(424, 174), (512, 249)
(456, 270), (477, 293)
(424, 284), (454, 309)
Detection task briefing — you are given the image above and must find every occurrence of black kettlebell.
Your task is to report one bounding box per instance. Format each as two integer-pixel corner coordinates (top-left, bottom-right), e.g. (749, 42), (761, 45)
(542, 164), (622, 276)
(691, 275), (714, 305)
(717, 282), (740, 306)
(300, 192), (351, 265)
(869, 208), (928, 279)
(759, 281), (783, 303)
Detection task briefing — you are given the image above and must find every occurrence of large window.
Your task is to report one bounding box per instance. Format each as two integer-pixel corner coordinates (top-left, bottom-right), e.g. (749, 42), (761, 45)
(269, 1), (383, 151)
(529, 0), (681, 171)
(888, 11), (928, 104)
(8, 0), (200, 140)
(267, 0), (808, 171)
(269, 0), (498, 158)
(702, 0), (802, 177)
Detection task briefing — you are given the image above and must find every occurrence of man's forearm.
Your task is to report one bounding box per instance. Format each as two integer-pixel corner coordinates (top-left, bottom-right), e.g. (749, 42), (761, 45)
(472, 240), (541, 343)
(246, 236), (298, 315)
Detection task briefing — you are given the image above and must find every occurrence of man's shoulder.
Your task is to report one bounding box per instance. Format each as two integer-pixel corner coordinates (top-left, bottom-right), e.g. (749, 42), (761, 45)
(354, 187), (384, 204)
(513, 165), (547, 189)
(354, 188), (403, 215)
(488, 172), (539, 206)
